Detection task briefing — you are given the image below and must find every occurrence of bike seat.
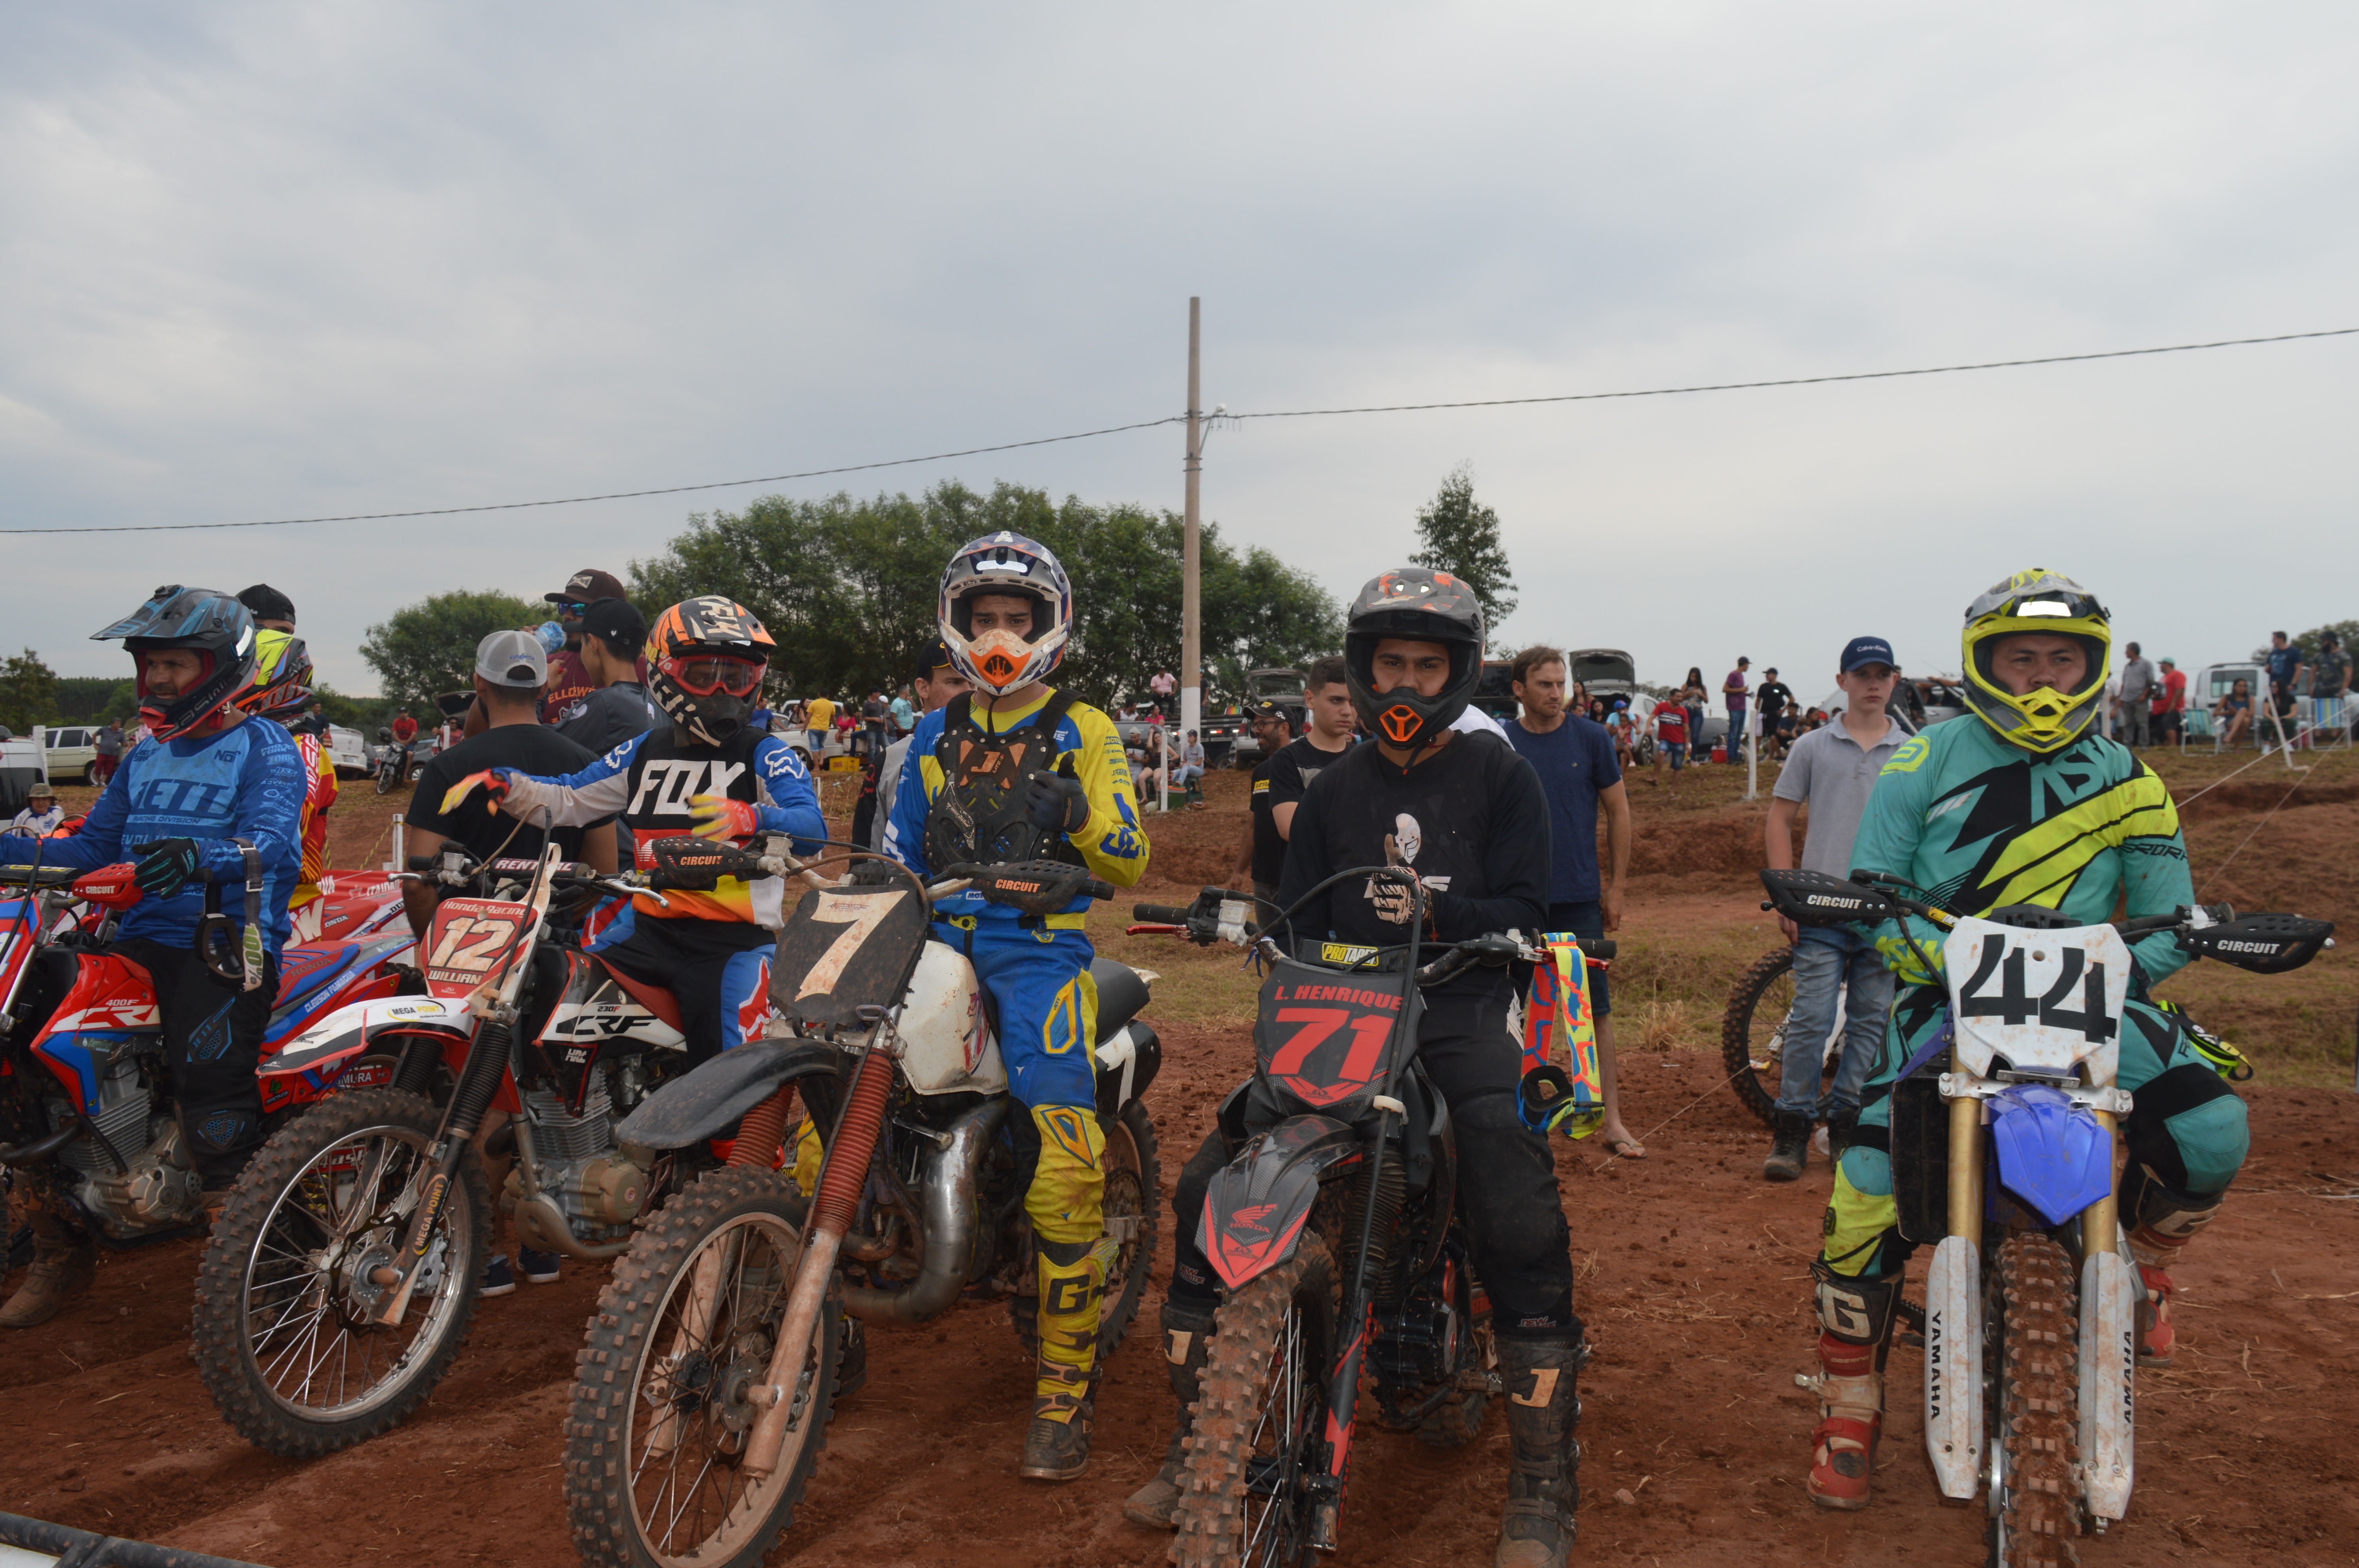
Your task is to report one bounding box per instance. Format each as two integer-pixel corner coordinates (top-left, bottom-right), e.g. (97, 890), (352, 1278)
(269, 944), (364, 1020)
(603, 963), (687, 1032)
(1090, 958), (1148, 1044)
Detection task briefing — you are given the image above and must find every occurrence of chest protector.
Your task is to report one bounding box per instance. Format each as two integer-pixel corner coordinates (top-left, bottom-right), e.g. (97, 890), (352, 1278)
(614, 727), (767, 856)
(923, 691), (1085, 872)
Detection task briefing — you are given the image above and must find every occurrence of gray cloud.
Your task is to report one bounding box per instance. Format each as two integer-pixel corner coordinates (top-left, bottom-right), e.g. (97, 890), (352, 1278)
(4, 1), (2354, 694)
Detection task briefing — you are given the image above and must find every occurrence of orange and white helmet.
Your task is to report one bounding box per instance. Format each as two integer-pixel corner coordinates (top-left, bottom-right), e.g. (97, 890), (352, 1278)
(938, 533), (1072, 695)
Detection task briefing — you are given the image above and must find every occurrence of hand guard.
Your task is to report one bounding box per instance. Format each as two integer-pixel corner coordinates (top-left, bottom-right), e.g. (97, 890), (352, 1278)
(689, 793), (760, 841)
(440, 768), (515, 817)
(1025, 769), (1090, 836)
(130, 838), (201, 900)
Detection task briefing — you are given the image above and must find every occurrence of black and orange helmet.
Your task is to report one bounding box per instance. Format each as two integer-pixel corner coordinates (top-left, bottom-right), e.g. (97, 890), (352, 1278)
(647, 596), (775, 746)
(1342, 568), (1486, 760)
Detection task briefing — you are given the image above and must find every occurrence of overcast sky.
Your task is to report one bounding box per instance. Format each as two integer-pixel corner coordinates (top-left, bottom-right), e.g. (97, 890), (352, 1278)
(5, 3), (2354, 699)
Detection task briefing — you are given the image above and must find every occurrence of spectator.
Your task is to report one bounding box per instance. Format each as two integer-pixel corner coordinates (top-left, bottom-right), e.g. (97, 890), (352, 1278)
(2150, 656), (2188, 747)
(803, 691), (836, 745)
(92, 719), (125, 788)
(1605, 700), (1636, 772)
(891, 684), (916, 738)
(861, 691), (890, 758)
(2214, 677), (2254, 748)
(1760, 636), (1909, 1180)
(1754, 668), (1794, 760)
(236, 583), (298, 633)
(863, 642), (971, 852)
(2117, 641), (2157, 749)
(2265, 630), (2306, 743)
(5, 783), (64, 838)
(1503, 646), (1642, 1158)
(1174, 731), (1206, 795)
(1149, 668), (1177, 717)
(2311, 632), (2350, 737)
(1649, 694), (1687, 795)
(391, 710), (418, 747)
(1723, 657), (1752, 762)
(1230, 655), (1354, 916)
(555, 597), (663, 757)
(538, 568), (638, 726)
(1676, 667), (1707, 762)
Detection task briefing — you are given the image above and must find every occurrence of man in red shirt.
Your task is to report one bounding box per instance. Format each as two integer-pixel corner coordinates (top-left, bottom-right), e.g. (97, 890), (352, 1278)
(390, 711), (418, 744)
(2151, 656), (2188, 747)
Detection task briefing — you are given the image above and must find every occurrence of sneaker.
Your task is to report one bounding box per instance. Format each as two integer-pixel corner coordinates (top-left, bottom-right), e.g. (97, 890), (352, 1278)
(518, 1249), (562, 1285)
(481, 1253), (517, 1298)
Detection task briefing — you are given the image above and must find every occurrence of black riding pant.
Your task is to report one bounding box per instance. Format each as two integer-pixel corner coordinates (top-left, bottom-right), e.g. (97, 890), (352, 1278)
(114, 936), (278, 1187)
(1167, 989), (1579, 1339)
(595, 915), (777, 1068)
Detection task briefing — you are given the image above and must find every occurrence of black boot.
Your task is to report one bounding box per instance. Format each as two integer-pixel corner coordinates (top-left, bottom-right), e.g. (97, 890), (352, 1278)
(1123, 1299), (1217, 1528)
(1764, 1112), (1811, 1182)
(1826, 1110), (1859, 1160)
(1495, 1334), (1584, 1568)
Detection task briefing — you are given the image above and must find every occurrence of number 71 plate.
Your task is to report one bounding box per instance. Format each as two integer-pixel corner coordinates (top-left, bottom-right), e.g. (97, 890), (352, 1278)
(1941, 916), (2131, 1085)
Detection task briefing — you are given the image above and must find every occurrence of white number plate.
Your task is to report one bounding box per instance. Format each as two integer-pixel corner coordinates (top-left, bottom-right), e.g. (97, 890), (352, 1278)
(1940, 916), (2130, 1084)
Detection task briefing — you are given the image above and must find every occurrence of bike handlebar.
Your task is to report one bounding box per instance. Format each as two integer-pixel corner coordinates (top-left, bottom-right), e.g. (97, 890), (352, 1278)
(1132, 903), (1197, 924)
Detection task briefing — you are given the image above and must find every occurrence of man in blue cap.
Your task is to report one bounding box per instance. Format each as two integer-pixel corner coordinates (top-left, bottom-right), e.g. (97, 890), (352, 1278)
(1759, 635), (1909, 1180)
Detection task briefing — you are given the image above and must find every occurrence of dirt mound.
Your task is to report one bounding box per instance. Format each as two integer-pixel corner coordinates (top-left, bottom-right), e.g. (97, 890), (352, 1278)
(2175, 776), (2359, 820)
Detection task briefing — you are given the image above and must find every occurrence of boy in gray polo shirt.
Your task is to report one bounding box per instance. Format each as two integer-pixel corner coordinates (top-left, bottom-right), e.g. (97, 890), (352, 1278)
(1760, 636), (1910, 1180)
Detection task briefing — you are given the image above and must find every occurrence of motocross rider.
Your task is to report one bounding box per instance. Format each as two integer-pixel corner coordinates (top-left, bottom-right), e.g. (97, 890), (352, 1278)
(440, 596), (825, 1065)
(0, 586), (304, 1328)
(230, 627), (339, 941)
(1805, 568), (2248, 1510)
(1127, 569), (1585, 1568)
(882, 532), (1150, 1482)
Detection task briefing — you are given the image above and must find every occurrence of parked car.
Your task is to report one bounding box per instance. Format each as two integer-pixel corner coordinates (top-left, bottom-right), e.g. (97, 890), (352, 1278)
(325, 724), (370, 779)
(37, 725), (99, 785)
(0, 735), (44, 814)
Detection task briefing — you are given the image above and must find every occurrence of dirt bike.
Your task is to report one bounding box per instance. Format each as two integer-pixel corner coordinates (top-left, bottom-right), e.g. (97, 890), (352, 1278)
(1141, 875), (1611, 1568)
(1761, 867), (2334, 1564)
(1721, 944), (1847, 1126)
(563, 853), (1163, 1568)
(0, 846), (415, 1246)
(373, 736), (415, 795)
(193, 836), (731, 1457)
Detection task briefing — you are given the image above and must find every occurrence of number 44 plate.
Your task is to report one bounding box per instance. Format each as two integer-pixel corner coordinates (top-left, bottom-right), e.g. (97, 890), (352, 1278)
(1941, 916), (2131, 1085)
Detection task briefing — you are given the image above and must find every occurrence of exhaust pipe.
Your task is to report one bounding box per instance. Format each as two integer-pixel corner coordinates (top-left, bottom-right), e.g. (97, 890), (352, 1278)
(841, 1097), (1007, 1325)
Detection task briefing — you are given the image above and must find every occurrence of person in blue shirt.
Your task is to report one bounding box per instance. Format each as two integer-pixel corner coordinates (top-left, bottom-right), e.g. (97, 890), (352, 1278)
(1503, 646), (1641, 1156)
(0, 587), (304, 1327)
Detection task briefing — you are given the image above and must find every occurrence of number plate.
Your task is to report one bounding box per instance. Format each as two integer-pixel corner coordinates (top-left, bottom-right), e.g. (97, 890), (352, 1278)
(422, 898), (532, 995)
(770, 887), (929, 1029)
(1941, 916), (2130, 1083)
(1255, 957), (1409, 1112)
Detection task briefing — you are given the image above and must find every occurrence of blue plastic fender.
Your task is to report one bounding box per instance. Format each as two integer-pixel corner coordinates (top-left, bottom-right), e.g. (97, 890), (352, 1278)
(1988, 1083), (2114, 1226)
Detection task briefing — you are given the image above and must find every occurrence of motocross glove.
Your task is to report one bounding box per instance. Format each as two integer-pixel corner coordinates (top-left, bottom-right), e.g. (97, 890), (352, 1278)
(440, 768), (516, 817)
(130, 838), (202, 900)
(689, 794), (760, 841)
(1025, 767), (1090, 836)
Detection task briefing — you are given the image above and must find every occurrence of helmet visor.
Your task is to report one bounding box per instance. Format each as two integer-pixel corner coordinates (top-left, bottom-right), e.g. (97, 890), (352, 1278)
(1965, 581), (2108, 626)
(660, 655), (766, 697)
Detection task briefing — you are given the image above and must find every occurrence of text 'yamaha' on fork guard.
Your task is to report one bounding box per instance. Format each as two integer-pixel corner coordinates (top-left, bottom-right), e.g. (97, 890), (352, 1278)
(1172, 866), (1498, 1567)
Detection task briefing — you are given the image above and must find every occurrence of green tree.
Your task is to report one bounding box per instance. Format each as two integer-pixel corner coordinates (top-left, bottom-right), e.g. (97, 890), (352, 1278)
(359, 589), (544, 715)
(1410, 462), (1518, 632)
(630, 480), (1341, 710)
(50, 676), (126, 724)
(2294, 620), (2358, 664)
(0, 650), (60, 735)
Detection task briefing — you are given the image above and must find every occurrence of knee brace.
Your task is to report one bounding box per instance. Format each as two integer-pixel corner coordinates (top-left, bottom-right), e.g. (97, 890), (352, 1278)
(1811, 1258), (1901, 1350)
(2124, 1061), (2248, 1196)
(2121, 1169), (2225, 1266)
(1022, 1104), (1105, 1246)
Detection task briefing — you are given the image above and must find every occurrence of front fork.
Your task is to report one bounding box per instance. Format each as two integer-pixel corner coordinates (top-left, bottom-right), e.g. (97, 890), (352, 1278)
(1311, 1101), (1399, 1553)
(368, 1014), (519, 1324)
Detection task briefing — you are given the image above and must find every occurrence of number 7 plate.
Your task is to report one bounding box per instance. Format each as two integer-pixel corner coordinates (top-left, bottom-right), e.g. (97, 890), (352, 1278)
(1941, 916), (2131, 1084)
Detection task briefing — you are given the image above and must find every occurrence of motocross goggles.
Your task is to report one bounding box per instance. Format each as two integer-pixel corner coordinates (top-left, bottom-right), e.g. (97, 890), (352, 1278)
(658, 653), (767, 697)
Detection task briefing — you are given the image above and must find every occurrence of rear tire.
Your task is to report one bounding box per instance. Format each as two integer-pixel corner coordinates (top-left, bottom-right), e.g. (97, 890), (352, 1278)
(567, 1166), (838, 1568)
(1172, 1238), (1338, 1568)
(1723, 946), (1810, 1127)
(192, 1088), (487, 1457)
(1991, 1233), (2081, 1568)
(1010, 1099), (1160, 1363)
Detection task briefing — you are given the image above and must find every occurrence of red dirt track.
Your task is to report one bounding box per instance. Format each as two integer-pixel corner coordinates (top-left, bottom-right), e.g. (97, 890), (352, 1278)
(5, 775), (2356, 1566)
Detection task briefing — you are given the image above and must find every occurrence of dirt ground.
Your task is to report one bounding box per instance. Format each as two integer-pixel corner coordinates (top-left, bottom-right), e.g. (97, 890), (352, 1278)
(7, 748), (2355, 1566)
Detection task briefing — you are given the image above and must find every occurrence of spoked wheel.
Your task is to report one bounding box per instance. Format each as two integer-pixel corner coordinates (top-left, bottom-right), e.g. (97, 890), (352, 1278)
(193, 1088), (487, 1456)
(1721, 946), (1829, 1126)
(568, 1167), (838, 1568)
(1010, 1099), (1162, 1362)
(1988, 1233), (2082, 1568)
(1173, 1238), (1339, 1568)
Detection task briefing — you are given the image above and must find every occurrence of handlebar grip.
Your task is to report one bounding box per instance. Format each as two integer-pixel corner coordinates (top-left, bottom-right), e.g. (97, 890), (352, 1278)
(1579, 938), (1617, 961)
(406, 855), (436, 871)
(1133, 903), (1196, 924)
(1078, 877), (1115, 902)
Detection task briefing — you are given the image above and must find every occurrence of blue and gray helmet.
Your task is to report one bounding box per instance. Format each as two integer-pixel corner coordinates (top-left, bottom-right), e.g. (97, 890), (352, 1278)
(94, 585), (258, 741)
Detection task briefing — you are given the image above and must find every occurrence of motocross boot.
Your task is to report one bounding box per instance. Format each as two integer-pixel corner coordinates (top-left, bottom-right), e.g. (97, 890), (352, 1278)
(1806, 1263), (1898, 1510)
(1019, 1234), (1103, 1482)
(1826, 1109), (1860, 1159)
(1495, 1334), (1585, 1568)
(1122, 1299), (1218, 1528)
(1763, 1112), (1811, 1182)
(2126, 1182), (2223, 1365)
(0, 1210), (95, 1329)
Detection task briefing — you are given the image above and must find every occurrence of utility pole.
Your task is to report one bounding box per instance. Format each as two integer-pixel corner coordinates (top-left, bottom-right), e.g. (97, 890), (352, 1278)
(1181, 297), (1203, 754)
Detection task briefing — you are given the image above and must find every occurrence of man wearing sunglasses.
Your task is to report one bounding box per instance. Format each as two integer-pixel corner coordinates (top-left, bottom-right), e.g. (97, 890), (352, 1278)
(539, 567), (640, 725)
(442, 595), (825, 1067)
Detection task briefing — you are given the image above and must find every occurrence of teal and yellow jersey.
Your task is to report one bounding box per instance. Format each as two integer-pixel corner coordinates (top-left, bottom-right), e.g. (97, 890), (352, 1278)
(1850, 716), (2193, 989)
(884, 687), (1149, 926)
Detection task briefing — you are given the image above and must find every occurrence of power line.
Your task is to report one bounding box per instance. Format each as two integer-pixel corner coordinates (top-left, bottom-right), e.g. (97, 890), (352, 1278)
(7, 325), (2351, 537)
(1224, 326), (2359, 420)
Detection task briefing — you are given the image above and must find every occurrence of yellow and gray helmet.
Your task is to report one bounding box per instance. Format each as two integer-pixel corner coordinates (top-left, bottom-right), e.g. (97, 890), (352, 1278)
(1959, 568), (2112, 753)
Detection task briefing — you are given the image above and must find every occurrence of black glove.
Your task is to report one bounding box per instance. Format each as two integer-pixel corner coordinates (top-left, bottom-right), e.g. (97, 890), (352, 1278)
(1025, 769), (1090, 836)
(131, 838), (202, 900)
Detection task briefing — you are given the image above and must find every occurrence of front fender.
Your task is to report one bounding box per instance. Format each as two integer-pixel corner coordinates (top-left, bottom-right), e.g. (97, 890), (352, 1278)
(1199, 1113), (1363, 1290)
(261, 995), (471, 1081)
(613, 1039), (845, 1151)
